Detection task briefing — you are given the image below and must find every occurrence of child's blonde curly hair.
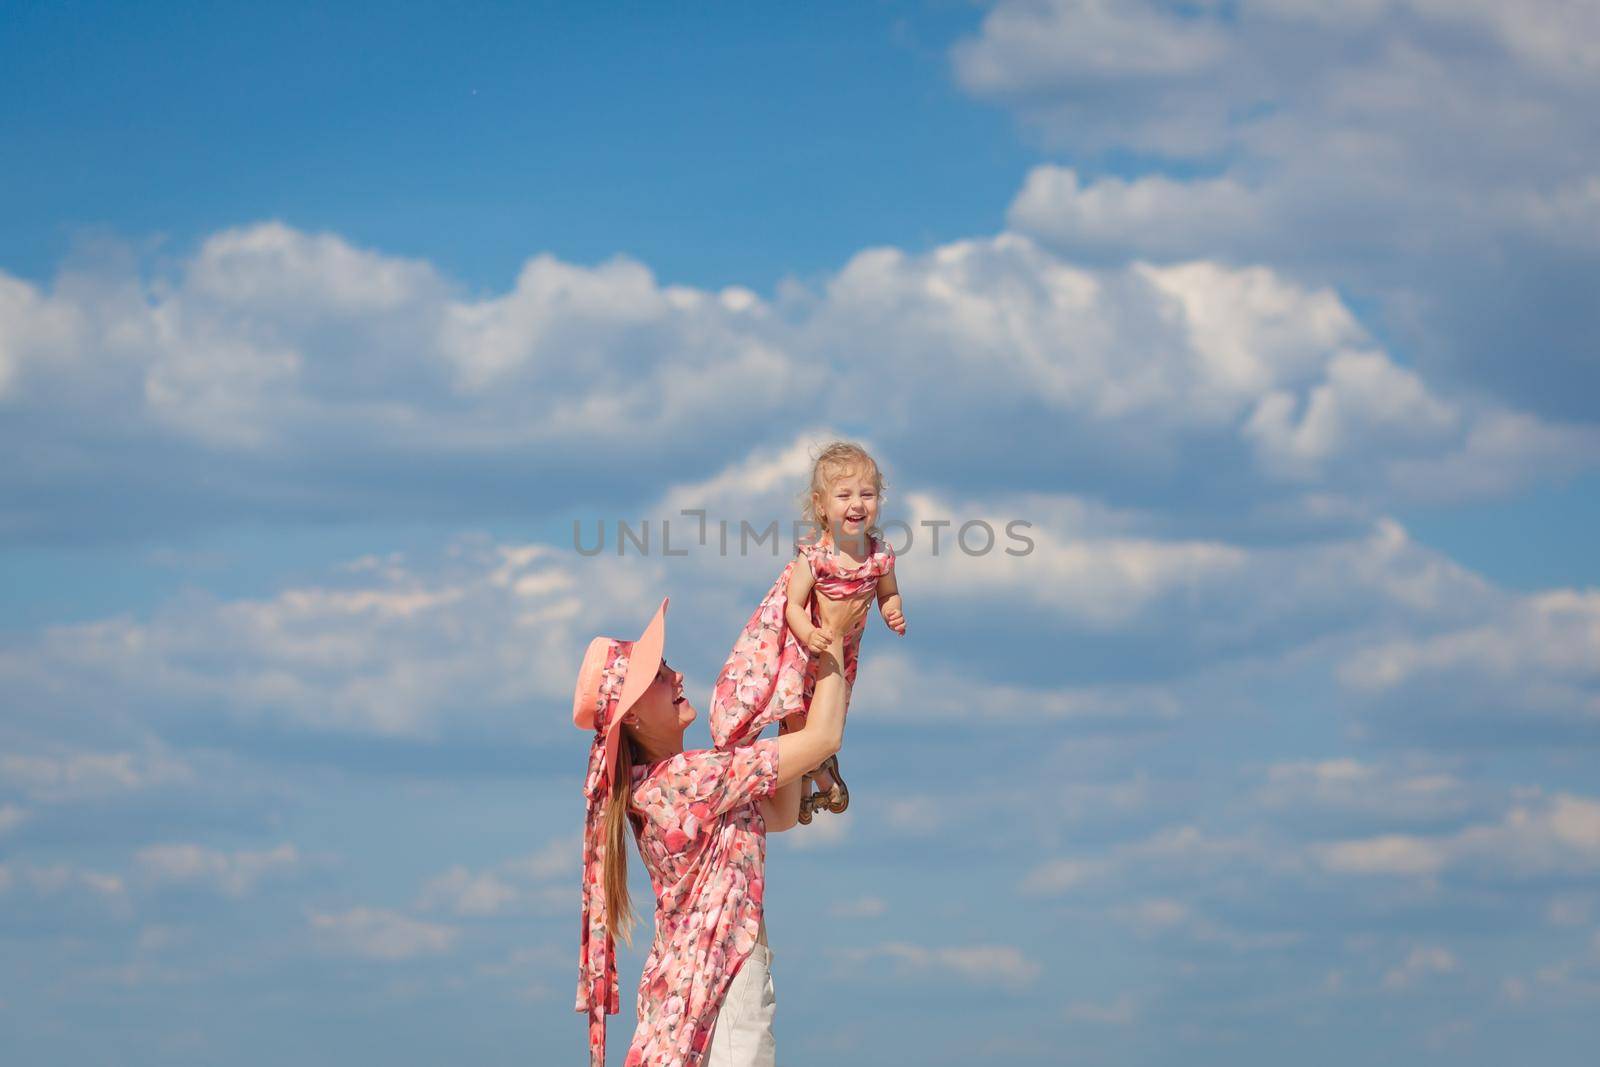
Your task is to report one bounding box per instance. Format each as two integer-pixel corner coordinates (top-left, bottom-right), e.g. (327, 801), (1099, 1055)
(798, 441), (886, 541)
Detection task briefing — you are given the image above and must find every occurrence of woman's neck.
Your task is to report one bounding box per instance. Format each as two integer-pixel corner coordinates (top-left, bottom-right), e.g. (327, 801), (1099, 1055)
(632, 732), (684, 765)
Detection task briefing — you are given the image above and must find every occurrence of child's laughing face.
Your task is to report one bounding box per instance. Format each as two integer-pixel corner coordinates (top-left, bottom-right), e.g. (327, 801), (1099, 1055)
(819, 465), (879, 546)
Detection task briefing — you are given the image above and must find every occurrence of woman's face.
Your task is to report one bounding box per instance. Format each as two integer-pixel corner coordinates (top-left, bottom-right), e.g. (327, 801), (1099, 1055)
(625, 659), (696, 751)
(818, 465), (879, 544)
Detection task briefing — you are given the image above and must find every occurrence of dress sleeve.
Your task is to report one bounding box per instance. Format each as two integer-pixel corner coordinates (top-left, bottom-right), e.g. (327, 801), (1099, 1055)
(657, 738), (780, 825)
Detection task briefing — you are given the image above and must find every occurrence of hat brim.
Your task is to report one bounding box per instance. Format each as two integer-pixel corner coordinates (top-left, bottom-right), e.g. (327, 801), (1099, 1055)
(573, 596), (670, 790)
(572, 637), (611, 731)
(615, 596), (668, 724)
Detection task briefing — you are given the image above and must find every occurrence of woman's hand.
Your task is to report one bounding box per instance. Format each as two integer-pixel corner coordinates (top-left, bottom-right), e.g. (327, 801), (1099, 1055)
(772, 594), (870, 793)
(814, 590), (873, 639)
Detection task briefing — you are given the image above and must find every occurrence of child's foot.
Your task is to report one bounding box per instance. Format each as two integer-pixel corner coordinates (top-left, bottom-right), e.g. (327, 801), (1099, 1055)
(813, 754), (849, 815)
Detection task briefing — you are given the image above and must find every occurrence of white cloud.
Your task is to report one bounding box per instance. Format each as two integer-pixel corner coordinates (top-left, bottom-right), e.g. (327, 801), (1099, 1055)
(879, 796), (942, 837)
(836, 941), (1042, 988)
(415, 836), (578, 917)
(1340, 588), (1600, 727)
(14, 863), (126, 899)
(895, 487), (1248, 628)
(1253, 758), (1471, 821)
(134, 842), (303, 897)
(1381, 944), (1460, 991)
(502, 834), (579, 882)
(780, 810), (853, 852)
(952, 1), (1231, 142)
(1245, 350), (1461, 481)
(856, 648), (1179, 725)
(1543, 894), (1594, 927)
(4, 216), (1590, 550)
(0, 804), (27, 834)
(188, 221), (442, 313)
(828, 895), (888, 919)
(0, 747), (195, 802)
(963, 0), (1600, 422)
(1020, 857), (1113, 896)
(1110, 896), (1304, 951)
(0, 536), (624, 740)
(1023, 823), (1283, 900)
(1008, 167), (1262, 259)
(1138, 260), (1364, 411)
(1314, 833), (1449, 878)
(0, 436), (1549, 771)
(957, 0), (1600, 173)
(1062, 992), (1137, 1025)
(416, 867), (522, 917)
(137, 924), (193, 952)
(307, 906), (458, 960)
(1113, 896), (1188, 933)
(1314, 792), (1600, 879)
(0, 272), (83, 400)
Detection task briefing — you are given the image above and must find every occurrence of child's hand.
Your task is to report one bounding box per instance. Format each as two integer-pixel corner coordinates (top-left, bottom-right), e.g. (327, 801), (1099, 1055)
(881, 602), (906, 636)
(806, 626), (836, 654)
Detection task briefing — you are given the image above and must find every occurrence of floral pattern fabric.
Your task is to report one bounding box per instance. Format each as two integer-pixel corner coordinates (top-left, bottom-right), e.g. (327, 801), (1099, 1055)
(577, 641), (634, 1066)
(709, 533), (895, 749)
(622, 737), (781, 1067)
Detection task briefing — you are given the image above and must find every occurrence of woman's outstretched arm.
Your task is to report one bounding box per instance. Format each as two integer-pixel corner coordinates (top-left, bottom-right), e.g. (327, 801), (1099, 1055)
(771, 592), (870, 794)
(758, 712), (808, 831)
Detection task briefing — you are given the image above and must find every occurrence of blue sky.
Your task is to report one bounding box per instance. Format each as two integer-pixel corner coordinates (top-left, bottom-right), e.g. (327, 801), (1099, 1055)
(2, 1), (1026, 296)
(3, 3), (1600, 1065)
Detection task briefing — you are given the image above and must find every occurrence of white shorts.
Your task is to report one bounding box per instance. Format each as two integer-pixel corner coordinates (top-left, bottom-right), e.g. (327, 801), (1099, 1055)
(705, 942), (776, 1067)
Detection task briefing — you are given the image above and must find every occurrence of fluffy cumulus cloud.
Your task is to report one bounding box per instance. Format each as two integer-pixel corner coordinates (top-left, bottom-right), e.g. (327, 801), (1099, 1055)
(2, 220), (1594, 546)
(2, 435), (1595, 1056)
(959, 0), (1600, 419)
(0, 539), (649, 746)
(0, 434), (1559, 761)
(3, 7), (1598, 1050)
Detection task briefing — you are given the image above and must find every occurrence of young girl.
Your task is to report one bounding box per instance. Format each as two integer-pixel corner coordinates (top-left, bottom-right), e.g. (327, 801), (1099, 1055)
(709, 441), (906, 820)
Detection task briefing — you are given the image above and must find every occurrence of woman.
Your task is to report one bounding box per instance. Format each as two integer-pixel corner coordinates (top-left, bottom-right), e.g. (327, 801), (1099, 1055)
(573, 591), (869, 1067)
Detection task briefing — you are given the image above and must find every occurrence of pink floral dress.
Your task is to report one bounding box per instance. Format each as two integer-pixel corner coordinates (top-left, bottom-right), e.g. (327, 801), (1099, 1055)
(710, 532), (895, 749)
(621, 737), (781, 1067)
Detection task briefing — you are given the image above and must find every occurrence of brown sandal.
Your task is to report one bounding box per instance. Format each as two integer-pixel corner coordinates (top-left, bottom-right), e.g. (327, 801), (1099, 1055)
(796, 756), (850, 825)
(796, 772), (816, 825)
(818, 754), (849, 814)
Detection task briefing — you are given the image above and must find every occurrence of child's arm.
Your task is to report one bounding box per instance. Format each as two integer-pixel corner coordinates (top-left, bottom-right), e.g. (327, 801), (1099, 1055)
(877, 570), (906, 636)
(786, 560), (835, 653)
